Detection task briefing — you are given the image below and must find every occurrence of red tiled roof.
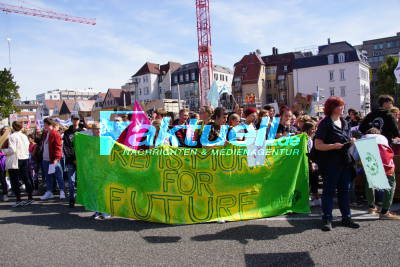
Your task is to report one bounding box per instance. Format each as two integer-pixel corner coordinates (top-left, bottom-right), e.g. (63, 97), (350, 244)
(43, 100), (63, 110)
(107, 89), (124, 98)
(160, 62), (181, 75)
(18, 112), (36, 116)
(61, 100), (78, 113)
(132, 62), (160, 77)
(233, 53), (265, 84)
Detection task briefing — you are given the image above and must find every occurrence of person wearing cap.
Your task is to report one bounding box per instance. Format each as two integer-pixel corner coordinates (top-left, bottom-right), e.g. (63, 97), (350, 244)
(2, 122), (34, 207)
(62, 115), (84, 207)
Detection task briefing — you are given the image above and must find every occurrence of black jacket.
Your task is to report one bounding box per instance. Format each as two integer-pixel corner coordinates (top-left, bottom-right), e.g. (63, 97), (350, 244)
(359, 108), (400, 145)
(63, 126), (84, 164)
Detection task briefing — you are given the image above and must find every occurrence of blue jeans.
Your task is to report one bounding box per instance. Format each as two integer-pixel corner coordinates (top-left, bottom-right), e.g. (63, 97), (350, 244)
(320, 164), (352, 220)
(42, 160), (65, 192)
(66, 163), (76, 201)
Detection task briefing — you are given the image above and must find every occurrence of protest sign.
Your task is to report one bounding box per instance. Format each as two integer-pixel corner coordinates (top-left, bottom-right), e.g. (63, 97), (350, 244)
(75, 133), (310, 224)
(355, 138), (391, 190)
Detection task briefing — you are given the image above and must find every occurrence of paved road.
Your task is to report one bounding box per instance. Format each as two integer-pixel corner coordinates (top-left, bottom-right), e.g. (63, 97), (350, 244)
(0, 198), (399, 267)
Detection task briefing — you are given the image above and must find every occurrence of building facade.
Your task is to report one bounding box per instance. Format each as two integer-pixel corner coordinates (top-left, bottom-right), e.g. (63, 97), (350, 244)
(102, 89), (131, 110)
(171, 62), (233, 111)
(232, 52), (266, 108)
(358, 32), (400, 102)
(262, 48), (299, 107)
(294, 41), (371, 115)
(36, 89), (99, 103)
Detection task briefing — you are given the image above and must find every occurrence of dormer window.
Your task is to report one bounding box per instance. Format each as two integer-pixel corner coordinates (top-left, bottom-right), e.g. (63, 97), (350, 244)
(328, 54), (334, 65)
(338, 53), (345, 63)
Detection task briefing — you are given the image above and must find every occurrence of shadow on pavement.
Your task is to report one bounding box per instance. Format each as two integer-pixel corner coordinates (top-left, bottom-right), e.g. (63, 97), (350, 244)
(244, 252), (314, 267)
(0, 201), (173, 232)
(143, 236), (181, 243)
(191, 219), (319, 244)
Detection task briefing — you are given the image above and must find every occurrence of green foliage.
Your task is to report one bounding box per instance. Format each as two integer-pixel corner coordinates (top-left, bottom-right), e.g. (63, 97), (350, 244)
(0, 68), (20, 119)
(376, 56), (399, 100)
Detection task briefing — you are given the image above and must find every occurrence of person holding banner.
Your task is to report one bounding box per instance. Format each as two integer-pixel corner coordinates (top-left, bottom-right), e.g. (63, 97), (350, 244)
(63, 115), (85, 208)
(362, 128), (400, 219)
(315, 97), (360, 231)
(276, 106), (296, 138)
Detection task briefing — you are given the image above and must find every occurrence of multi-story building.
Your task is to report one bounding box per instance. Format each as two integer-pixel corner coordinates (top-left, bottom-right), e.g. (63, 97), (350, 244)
(36, 88), (99, 104)
(294, 40), (371, 115)
(102, 89), (131, 110)
(262, 48), (300, 107)
(171, 62), (233, 111)
(232, 52), (266, 108)
(130, 62), (181, 104)
(358, 32), (400, 102)
(92, 93), (106, 111)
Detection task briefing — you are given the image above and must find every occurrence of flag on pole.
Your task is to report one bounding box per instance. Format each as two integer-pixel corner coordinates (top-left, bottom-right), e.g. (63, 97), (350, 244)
(354, 137), (391, 190)
(207, 80), (220, 108)
(395, 52), (400, 84)
(119, 100), (151, 150)
(219, 84), (232, 96)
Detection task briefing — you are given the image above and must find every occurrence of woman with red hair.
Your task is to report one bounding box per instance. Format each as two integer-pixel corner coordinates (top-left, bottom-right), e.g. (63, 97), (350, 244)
(314, 97), (359, 231)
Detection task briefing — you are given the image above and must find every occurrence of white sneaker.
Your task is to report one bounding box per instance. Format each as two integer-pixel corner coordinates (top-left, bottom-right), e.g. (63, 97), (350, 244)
(40, 191), (54, 200)
(59, 191), (66, 199)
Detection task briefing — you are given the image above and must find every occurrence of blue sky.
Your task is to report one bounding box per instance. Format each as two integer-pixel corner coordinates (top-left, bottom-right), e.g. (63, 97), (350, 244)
(0, 0), (399, 100)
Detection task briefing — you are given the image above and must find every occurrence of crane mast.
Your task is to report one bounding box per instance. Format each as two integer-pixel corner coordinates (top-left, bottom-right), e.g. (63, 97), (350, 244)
(195, 0), (212, 107)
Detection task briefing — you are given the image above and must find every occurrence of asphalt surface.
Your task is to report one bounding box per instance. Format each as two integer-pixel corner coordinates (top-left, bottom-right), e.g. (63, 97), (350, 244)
(0, 198), (399, 267)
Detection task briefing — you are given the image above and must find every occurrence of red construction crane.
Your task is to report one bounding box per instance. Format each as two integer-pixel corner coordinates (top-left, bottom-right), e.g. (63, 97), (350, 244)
(0, 1), (96, 25)
(195, 0), (213, 107)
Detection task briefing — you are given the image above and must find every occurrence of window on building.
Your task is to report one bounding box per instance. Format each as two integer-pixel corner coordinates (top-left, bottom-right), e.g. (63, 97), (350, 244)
(340, 69), (345, 81)
(139, 89), (142, 95)
(330, 87), (335, 97)
(338, 53), (345, 63)
(340, 86), (346, 97)
(214, 74), (218, 81)
(220, 74), (224, 81)
(328, 54), (334, 64)
(329, 70), (334, 81)
(191, 72), (195, 81)
(360, 69), (369, 80)
(242, 67), (247, 73)
(266, 80), (272, 89)
(283, 65), (288, 72)
(179, 74), (184, 82)
(144, 87), (149, 95)
(185, 73), (189, 81)
(174, 75), (178, 83)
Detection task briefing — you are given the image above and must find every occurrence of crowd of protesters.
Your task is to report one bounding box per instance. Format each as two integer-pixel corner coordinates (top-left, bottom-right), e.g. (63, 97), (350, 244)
(1, 94), (400, 228)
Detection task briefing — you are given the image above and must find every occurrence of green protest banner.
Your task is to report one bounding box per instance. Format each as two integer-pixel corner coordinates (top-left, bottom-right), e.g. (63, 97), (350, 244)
(75, 133), (310, 224)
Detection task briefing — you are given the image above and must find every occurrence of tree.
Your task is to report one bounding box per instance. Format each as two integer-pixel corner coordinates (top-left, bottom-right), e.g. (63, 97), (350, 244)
(0, 68), (20, 119)
(376, 55), (399, 102)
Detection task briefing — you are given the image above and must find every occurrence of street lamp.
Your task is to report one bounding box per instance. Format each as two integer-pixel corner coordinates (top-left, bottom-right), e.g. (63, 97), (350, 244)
(6, 37), (11, 68)
(132, 79), (138, 103)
